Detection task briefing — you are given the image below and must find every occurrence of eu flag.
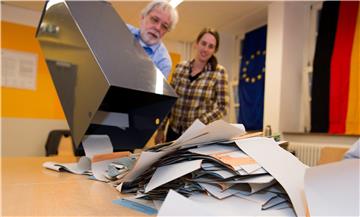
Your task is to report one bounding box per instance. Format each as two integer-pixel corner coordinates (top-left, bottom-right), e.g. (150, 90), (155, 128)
(238, 26), (267, 131)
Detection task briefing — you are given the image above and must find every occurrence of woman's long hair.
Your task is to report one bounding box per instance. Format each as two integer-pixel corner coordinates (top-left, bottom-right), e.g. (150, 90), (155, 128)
(196, 27), (220, 70)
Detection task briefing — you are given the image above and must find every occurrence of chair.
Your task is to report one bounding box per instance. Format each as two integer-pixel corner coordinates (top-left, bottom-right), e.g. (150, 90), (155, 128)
(44, 130), (71, 156)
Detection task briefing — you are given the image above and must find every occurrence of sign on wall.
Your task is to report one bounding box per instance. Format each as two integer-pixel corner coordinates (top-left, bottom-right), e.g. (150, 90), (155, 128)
(1, 48), (38, 90)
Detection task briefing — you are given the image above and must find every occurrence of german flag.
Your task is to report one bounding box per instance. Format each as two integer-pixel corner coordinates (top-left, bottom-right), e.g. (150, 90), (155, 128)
(311, 1), (360, 135)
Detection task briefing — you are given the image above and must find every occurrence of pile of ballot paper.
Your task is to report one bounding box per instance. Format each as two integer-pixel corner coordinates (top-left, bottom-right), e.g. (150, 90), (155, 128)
(43, 119), (359, 216)
(113, 119), (309, 216)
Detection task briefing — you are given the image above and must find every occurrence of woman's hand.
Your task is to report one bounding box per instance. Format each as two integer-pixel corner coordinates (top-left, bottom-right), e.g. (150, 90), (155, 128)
(155, 131), (165, 144)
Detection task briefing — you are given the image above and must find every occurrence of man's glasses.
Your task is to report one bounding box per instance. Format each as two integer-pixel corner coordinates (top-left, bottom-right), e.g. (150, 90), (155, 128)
(149, 16), (170, 32)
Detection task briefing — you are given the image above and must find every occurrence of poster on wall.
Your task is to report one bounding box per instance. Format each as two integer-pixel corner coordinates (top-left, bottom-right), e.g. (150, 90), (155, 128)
(1, 48), (38, 90)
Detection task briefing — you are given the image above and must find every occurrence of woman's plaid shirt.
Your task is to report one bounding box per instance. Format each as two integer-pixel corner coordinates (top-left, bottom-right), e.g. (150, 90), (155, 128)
(159, 60), (229, 134)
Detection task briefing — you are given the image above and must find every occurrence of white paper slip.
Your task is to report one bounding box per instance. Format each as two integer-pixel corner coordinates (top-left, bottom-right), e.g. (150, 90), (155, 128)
(42, 156), (91, 175)
(180, 119), (246, 148)
(261, 195), (290, 210)
(171, 119), (206, 146)
(248, 167), (268, 175)
(235, 190), (276, 204)
(164, 119), (245, 151)
(158, 189), (295, 217)
(231, 123), (246, 132)
(145, 159), (202, 193)
(189, 143), (239, 155)
(235, 137), (308, 217)
(152, 200), (163, 210)
(158, 190), (212, 216)
(226, 179), (276, 196)
(304, 159), (360, 217)
(241, 163), (263, 174)
(82, 134), (113, 158)
(91, 151), (130, 182)
(206, 169), (237, 179)
(190, 192), (261, 216)
(214, 150), (262, 173)
(227, 174), (274, 184)
(247, 180), (277, 194)
(91, 111), (129, 130)
(198, 182), (239, 199)
(190, 191), (296, 217)
(122, 151), (169, 182)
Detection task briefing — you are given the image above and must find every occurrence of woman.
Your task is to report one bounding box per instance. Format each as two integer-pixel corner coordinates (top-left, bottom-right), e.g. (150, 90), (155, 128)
(155, 27), (229, 143)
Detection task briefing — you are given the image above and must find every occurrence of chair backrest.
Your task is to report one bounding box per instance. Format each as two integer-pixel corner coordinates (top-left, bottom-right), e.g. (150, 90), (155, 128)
(317, 146), (349, 165)
(45, 130), (71, 156)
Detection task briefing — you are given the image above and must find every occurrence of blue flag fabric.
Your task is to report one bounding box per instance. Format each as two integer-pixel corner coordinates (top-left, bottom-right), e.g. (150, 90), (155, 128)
(238, 26), (267, 131)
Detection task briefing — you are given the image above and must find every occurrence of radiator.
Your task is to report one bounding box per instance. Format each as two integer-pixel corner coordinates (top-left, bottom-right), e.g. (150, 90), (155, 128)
(287, 143), (324, 166)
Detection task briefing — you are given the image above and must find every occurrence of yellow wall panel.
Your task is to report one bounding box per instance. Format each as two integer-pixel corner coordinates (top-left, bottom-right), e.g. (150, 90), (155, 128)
(1, 21), (65, 119)
(168, 52), (181, 82)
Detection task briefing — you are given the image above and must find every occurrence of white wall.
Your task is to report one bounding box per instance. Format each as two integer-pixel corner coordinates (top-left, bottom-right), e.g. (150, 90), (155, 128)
(217, 32), (237, 122)
(2, 118), (68, 156)
(1, 4), (41, 26)
(279, 2), (310, 132)
(264, 2), (311, 133)
(163, 39), (192, 61)
(263, 2), (284, 132)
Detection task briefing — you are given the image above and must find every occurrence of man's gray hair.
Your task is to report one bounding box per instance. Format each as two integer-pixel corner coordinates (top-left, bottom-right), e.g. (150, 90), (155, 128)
(141, 0), (179, 31)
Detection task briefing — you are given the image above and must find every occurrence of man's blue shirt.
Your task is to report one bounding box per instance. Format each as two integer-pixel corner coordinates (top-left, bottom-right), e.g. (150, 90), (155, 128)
(127, 24), (172, 79)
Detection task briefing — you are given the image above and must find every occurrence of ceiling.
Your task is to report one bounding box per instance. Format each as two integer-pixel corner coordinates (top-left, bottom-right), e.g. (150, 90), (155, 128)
(2, 1), (270, 42)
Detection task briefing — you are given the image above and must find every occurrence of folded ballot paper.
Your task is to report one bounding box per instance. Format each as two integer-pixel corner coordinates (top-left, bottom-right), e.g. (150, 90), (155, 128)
(304, 159), (360, 217)
(43, 135), (134, 181)
(115, 119), (310, 216)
